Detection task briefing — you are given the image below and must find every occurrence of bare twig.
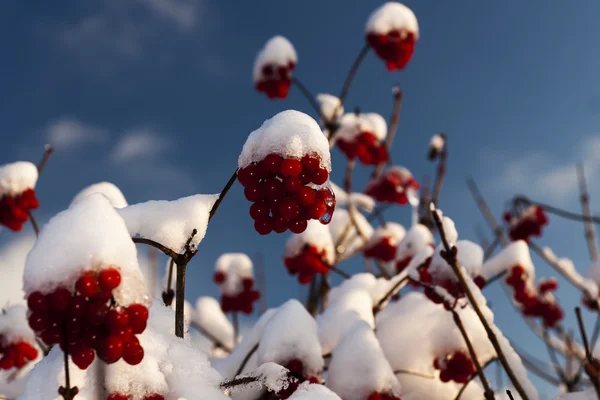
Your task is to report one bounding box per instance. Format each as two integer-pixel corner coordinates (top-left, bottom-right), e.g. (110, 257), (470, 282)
(475, 224), (491, 251)
(454, 358), (499, 400)
(373, 275), (410, 314)
(506, 390), (515, 400)
(235, 343), (259, 376)
(132, 237), (179, 259)
(575, 307), (600, 398)
(373, 88), (403, 177)
(37, 144), (53, 173)
(175, 229), (198, 338)
(162, 258), (175, 306)
(28, 211), (39, 236)
(577, 164), (599, 261)
(431, 204), (530, 400)
(431, 134), (448, 206)
(232, 311), (239, 345)
(344, 160), (355, 193)
(209, 169), (238, 222)
(467, 178), (508, 246)
(58, 323), (78, 400)
(306, 276), (319, 316)
(543, 329), (568, 385)
(292, 77), (327, 124)
(393, 369), (435, 379)
(513, 195), (600, 225)
(190, 321), (232, 353)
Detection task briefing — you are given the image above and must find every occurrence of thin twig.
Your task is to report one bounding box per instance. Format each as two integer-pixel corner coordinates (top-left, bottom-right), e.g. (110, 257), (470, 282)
(431, 133), (448, 206)
(543, 329), (568, 384)
(220, 375), (260, 390)
(591, 315), (600, 352)
(454, 358), (499, 400)
(232, 311), (239, 345)
(575, 307), (600, 398)
(344, 160), (355, 193)
(235, 343), (259, 376)
(475, 224), (491, 251)
(373, 88), (403, 177)
(506, 390), (515, 400)
(467, 178), (508, 246)
(58, 323), (77, 400)
(37, 144), (53, 173)
(393, 369), (435, 379)
(132, 237), (179, 259)
(162, 258), (175, 306)
(28, 211), (39, 236)
(175, 229), (198, 338)
(577, 164), (599, 261)
(209, 169), (238, 221)
(190, 321), (232, 353)
(326, 264), (351, 279)
(373, 275), (410, 314)
(431, 204), (530, 400)
(514, 195), (600, 225)
(292, 77), (326, 123)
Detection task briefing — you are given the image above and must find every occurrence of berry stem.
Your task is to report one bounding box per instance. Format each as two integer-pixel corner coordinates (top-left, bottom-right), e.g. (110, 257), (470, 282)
(393, 369), (434, 380)
(58, 322), (77, 400)
(190, 321), (232, 353)
(575, 307), (600, 397)
(431, 135), (448, 207)
(291, 77), (327, 124)
(506, 390), (515, 400)
(577, 164), (599, 262)
(466, 178), (509, 247)
(175, 260), (188, 338)
(373, 88), (403, 177)
(235, 343), (259, 376)
(232, 311), (239, 345)
(431, 203), (531, 400)
(209, 169), (239, 222)
(513, 195), (600, 225)
(28, 211), (39, 237)
(37, 144), (53, 174)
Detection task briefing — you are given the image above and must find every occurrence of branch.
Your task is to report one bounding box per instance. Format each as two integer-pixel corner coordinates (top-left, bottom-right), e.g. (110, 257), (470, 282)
(58, 323), (78, 400)
(454, 358), (498, 400)
(175, 229), (198, 338)
(431, 204), (530, 400)
(575, 307), (600, 398)
(543, 329), (568, 385)
(514, 195), (600, 225)
(162, 258), (175, 306)
(132, 237), (179, 259)
(506, 390), (515, 400)
(292, 77), (327, 124)
(344, 160), (355, 194)
(577, 164), (599, 261)
(467, 178), (508, 246)
(209, 169), (238, 222)
(190, 321), (232, 353)
(235, 343), (259, 376)
(232, 311), (239, 345)
(37, 144), (53, 174)
(373, 88), (403, 177)
(373, 275), (410, 314)
(28, 211), (39, 237)
(393, 369), (435, 379)
(431, 135), (448, 206)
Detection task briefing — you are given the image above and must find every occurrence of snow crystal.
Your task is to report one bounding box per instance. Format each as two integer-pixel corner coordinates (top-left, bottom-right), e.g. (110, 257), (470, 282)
(257, 300), (323, 375)
(194, 296), (235, 350)
(329, 208), (373, 261)
(23, 194), (148, 306)
(70, 182), (128, 209)
(239, 110), (331, 174)
(336, 112), (387, 143)
(285, 220), (335, 265)
(316, 94), (343, 122)
(365, 2), (419, 37)
(215, 253), (254, 296)
(253, 36), (297, 83)
(0, 162), (38, 198)
(0, 235), (35, 306)
(118, 194), (218, 254)
(328, 321), (400, 400)
(480, 241), (534, 280)
(288, 382), (342, 400)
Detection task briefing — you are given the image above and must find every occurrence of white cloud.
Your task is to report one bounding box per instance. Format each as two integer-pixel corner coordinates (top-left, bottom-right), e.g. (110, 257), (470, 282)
(46, 117), (107, 149)
(484, 136), (600, 204)
(140, 0), (200, 31)
(111, 129), (168, 163)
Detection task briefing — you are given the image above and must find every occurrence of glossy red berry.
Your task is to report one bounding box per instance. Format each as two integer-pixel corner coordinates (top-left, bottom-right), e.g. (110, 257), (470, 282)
(238, 164), (259, 186)
(127, 304), (149, 334)
(99, 268), (122, 292)
(296, 187), (316, 206)
(263, 178), (283, 198)
(279, 199), (300, 220)
(87, 301), (109, 325)
(301, 154), (320, 171)
(250, 202), (270, 221)
(289, 218), (308, 234)
(27, 291), (48, 313)
(49, 288), (72, 311)
(261, 154), (283, 177)
(254, 218), (273, 235)
(279, 158), (302, 178)
(76, 272), (99, 297)
(107, 309), (129, 329)
(27, 313), (48, 332)
(69, 295), (87, 317)
(284, 177), (303, 193)
(213, 271), (226, 283)
(309, 201), (327, 220)
(123, 337), (144, 365)
(312, 168), (328, 185)
(107, 394), (129, 400)
(71, 346), (95, 369)
(101, 335), (124, 363)
(244, 182), (264, 202)
(272, 216), (288, 233)
(143, 395), (165, 400)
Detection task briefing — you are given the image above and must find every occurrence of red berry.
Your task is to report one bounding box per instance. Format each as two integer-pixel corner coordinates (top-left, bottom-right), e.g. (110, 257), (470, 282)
(263, 178), (283, 198)
(279, 199), (300, 220)
(272, 216), (288, 233)
(16, 342), (38, 360)
(99, 268), (122, 292)
(0, 356), (13, 370)
(41, 330), (61, 346)
(87, 301), (109, 325)
(242, 278), (254, 290)
(28, 313), (48, 331)
(27, 291), (48, 313)
(123, 337), (144, 365)
(279, 158), (302, 178)
(49, 287), (72, 311)
(113, 326), (134, 342)
(260, 154), (283, 177)
(107, 309), (130, 329)
(286, 359), (304, 373)
(143, 395), (165, 400)
(309, 201), (327, 220)
(76, 272), (99, 297)
(69, 295), (87, 317)
(249, 202), (270, 221)
(289, 218), (308, 234)
(237, 165), (259, 186)
(127, 304), (149, 330)
(311, 168), (328, 185)
(284, 177), (303, 193)
(71, 346), (95, 369)
(213, 271), (226, 283)
(101, 335), (124, 363)
(244, 182), (264, 202)
(107, 394), (129, 400)
(254, 218), (273, 235)
(301, 154), (320, 171)
(296, 187), (316, 206)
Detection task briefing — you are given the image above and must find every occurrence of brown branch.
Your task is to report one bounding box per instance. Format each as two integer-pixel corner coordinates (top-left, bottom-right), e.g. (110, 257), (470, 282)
(162, 258), (175, 306)
(506, 390), (515, 400)
(575, 307), (600, 398)
(209, 169), (238, 222)
(58, 323), (78, 400)
(220, 375), (260, 390)
(190, 321), (232, 353)
(577, 164), (599, 261)
(235, 343), (259, 376)
(513, 195), (600, 225)
(454, 358), (498, 400)
(232, 311), (239, 345)
(393, 369), (435, 379)
(37, 144), (53, 173)
(344, 160), (355, 193)
(467, 178), (508, 246)
(431, 135), (448, 206)
(174, 229), (198, 338)
(132, 237), (179, 259)
(28, 211), (39, 237)
(292, 77), (327, 124)
(431, 204), (530, 400)
(373, 88), (403, 177)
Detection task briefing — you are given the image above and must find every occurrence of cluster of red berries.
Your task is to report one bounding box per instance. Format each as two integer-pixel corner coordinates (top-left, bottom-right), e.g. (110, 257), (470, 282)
(255, 61), (296, 99)
(365, 168), (419, 205)
(213, 272), (261, 314)
(27, 267), (149, 369)
(107, 394), (164, 400)
(0, 337), (38, 370)
(422, 273), (486, 310)
(367, 30), (417, 71)
(0, 188), (39, 231)
(364, 237), (397, 262)
(337, 131), (388, 166)
(284, 245), (331, 284)
(265, 358), (320, 399)
(506, 266), (563, 328)
(504, 206), (548, 242)
(433, 351), (476, 383)
(366, 392), (401, 400)
(238, 153), (335, 235)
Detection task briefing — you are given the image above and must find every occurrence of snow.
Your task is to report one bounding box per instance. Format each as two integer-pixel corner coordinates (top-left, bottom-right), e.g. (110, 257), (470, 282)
(23, 194), (149, 307)
(194, 296), (235, 350)
(285, 220), (335, 265)
(336, 112), (387, 143)
(118, 194), (218, 254)
(257, 300), (323, 376)
(239, 110), (332, 175)
(365, 2), (419, 37)
(215, 253), (254, 296)
(429, 240), (484, 280)
(0, 235), (35, 307)
(316, 94), (343, 122)
(328, 322), (400, 400)
(481, 241), (535, 280)
(0, 162), (38, 198)
(253, 36), (297, 83)
(288, 382), (342, 400)
(330, 182), (375, 212)
(366, 222), (406, 248)
(540, 246), (598, 299)
(395, 224), (433, 261)
(0, 305), (37, 346)
(329, 208), (374, 261)
(429, 134), (445, 152)
(555, 389), (597, 399)
(70, 182), (128, 208)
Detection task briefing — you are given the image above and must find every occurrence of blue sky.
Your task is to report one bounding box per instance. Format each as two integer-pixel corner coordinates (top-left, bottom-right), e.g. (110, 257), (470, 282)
(2, 0), (600, 397)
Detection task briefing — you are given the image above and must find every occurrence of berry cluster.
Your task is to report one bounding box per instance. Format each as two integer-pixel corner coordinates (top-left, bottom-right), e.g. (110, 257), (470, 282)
(364, 237), (397, 262)
(367, 30), (417, 71)
(284, 244), (331, 284)
(366, 392), (401, 400)
(504, 205), (548, 242)
(213, 272), (261, 314)
(0, 337), (38, 370)
(337, 131), (388, 166)
(433, 351), (476, 383)
(506, 266), (563, 328)
(266, 358), (320, 399)
(26, 267), (149, 369)
(107, 394), (164, 400)
(422, 273), (486, 310)
(0, 188), (39, 231)
(238, 153), (335, 235)
(365, 167), (419, 205)
(255, 61), (296, 100)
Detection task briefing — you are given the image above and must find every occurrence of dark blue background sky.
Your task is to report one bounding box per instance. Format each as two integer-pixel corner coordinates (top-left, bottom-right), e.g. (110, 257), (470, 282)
(2, 1), (600, 397)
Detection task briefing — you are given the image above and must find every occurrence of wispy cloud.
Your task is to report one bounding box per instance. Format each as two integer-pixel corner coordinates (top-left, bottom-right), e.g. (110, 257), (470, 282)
(111, 129), (168, 163)
(140, 0), (201, 31)
(484, 136), (600, 204)
(46, 117), (108, 150)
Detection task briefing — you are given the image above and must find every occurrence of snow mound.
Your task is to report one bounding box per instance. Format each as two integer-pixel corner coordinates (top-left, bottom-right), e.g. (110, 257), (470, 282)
(329, 208), (373, 260)
(288, 382), (342, 400)
(481, 241), (534, 280)
(215, 253), (254, 296)
(253, 36), (297, 83)
(285, 220), (335, 265)
(429, 240), (483, 280)
(395, 224), (433, 260)
(366, 2), (419, 37)
(71, 182), (128, 208)
(336, 113), (387, 143)
(316, 94), (343, 123)
(367, 222), (406, 248)
(0, 162), (38, 198)
(194, 296), (235, 350)
(0, 235), (35, 306)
